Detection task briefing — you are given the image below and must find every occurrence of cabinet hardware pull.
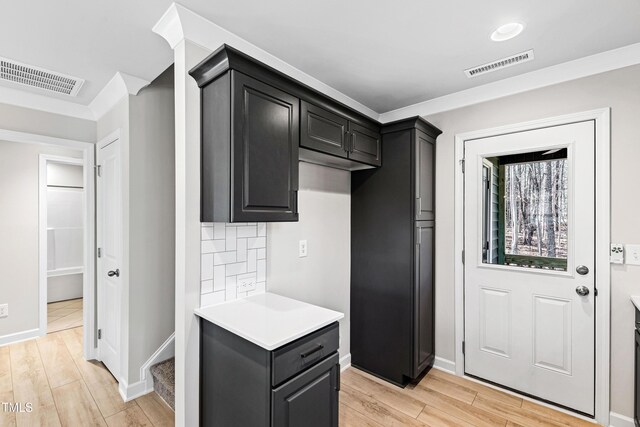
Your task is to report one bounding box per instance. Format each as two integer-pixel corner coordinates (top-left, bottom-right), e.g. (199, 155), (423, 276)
(350, 133), (355, 153)
(300, 344), (324, 359)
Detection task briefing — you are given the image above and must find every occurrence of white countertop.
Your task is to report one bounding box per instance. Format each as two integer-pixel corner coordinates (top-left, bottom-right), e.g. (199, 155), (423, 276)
(631, 296), (640, 311)
(195, 292), (344, 350)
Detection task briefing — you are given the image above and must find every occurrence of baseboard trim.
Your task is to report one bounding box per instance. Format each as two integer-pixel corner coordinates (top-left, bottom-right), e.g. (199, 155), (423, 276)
(0, 328), (41, 347)
(609, 412), (634, 427)
(339, 353), (351, 372)
(432, 356), (456, 374)
(118, 378), (150, 403)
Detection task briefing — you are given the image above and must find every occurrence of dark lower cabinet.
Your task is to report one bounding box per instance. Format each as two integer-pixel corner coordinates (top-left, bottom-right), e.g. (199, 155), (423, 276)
(201, 320), (340, 427)
(351, 116), (440, 386)
(272, 354), (339, 427)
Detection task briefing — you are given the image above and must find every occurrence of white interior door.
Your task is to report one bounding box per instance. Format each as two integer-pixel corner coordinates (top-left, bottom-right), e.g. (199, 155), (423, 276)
(96, 137), (122, 379)
(464, 121), (595, 415)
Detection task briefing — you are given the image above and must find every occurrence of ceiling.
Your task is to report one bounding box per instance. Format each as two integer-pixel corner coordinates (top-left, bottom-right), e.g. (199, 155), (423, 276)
(1, 0), (640, 114)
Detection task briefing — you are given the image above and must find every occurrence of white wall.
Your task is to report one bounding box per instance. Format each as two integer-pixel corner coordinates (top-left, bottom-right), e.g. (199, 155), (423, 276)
(127, 66), (176, 384)
(268, 162), (351, 362)
(0, 140), (82, 339)
(426, 63), (640, 418)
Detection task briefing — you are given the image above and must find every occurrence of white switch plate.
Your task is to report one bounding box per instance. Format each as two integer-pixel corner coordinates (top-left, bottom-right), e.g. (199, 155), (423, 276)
(610, 243), (624, 264)
(299, 240), (308, 258)
(626, 244), (640, 266)
(0, 304), (8, 318)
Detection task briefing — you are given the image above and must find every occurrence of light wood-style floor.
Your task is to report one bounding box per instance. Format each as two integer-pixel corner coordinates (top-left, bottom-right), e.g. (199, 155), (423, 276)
(47, 298), (83, 333)
(0, 326), (174, 427)
(340, 367), (599, 427)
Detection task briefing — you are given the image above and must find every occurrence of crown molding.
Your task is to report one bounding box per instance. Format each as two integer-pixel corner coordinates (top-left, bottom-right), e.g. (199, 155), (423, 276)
(0, 85), (95, 120)
(379, 42), (640, 123)
(152, 2), (380, 120)
(89, 71), (150, 120)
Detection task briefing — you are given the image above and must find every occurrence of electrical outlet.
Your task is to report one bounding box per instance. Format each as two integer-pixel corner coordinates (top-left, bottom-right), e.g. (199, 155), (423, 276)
(237, 275), (256, 293)
(610, 243), (624, 264)
(626, 244), (640, 266)
(0, 304), (8, 318)
(299, 240), (308, 258)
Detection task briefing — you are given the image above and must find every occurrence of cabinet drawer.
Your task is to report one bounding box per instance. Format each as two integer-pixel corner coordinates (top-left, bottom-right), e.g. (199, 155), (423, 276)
(272, 322), (339, 386)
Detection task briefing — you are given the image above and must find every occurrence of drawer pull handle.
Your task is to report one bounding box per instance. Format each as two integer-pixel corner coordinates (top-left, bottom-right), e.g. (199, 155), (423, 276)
(300, 344), (324, 359)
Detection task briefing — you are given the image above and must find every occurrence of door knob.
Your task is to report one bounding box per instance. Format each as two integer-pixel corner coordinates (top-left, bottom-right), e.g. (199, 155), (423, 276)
(575, 285), (589, 296)
(576, 265), (589, 275)
(107, 269), (120, 278)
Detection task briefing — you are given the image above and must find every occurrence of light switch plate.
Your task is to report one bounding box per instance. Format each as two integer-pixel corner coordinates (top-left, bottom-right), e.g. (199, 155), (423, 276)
(299, 240), (308, 258)
(610, 243), (624, 264)
(0, 304), (8, 318)
(626, 244), (640, 266)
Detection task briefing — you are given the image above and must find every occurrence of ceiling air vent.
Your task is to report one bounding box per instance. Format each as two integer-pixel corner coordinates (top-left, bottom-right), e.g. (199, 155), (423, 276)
(0, 57), (84, 96)
(464, 49), (534, 78)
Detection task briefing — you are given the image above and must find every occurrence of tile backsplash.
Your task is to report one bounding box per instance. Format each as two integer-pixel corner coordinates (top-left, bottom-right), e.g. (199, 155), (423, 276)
(200, 222), (267, 306)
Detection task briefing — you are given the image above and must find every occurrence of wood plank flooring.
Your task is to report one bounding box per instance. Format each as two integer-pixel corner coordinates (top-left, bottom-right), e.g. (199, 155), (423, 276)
(47, 299), (83, 333)
(0, 327), (174, 427)
(340, 367), (600, 427)
(2, 327), (597, 426)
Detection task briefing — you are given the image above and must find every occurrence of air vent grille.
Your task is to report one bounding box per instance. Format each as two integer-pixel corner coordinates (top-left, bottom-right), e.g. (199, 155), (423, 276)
(465, 49), (534, 78)
(0, 57), (84, 96)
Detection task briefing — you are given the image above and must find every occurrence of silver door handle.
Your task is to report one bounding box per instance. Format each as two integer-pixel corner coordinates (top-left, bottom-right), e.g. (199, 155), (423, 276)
(107, 269), (120, 278)
(575, 285), (589, 296)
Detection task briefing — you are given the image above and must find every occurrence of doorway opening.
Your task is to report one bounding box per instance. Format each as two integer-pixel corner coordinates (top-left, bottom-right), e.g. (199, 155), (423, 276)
(41, 157), (85, 334)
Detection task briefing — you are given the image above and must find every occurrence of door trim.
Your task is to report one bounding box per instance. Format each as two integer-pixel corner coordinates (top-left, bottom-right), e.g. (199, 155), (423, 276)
(453, 108), (610, 425)
(0, 128), (97, 360)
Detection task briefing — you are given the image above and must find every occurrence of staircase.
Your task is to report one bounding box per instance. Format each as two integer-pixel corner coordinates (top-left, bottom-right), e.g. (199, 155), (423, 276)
(150, 357), (175, 410)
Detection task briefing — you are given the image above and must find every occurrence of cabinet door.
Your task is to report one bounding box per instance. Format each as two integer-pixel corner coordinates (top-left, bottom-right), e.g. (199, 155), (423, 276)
(635, 330), (640, 426)
(415, 130), (435, 221)
(301, 101), (349, 158)
(232, 71), (299, 222)
(348, 123), (381, 166)
(272, 354), (339, 427)
(413, 221), (434, 378)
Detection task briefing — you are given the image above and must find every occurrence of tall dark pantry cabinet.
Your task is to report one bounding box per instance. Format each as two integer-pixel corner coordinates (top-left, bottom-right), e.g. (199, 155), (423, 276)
(351, 116), (441, 386)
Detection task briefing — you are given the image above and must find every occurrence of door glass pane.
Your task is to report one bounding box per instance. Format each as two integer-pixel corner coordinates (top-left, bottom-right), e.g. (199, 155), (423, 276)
(482, 149), (568, 271)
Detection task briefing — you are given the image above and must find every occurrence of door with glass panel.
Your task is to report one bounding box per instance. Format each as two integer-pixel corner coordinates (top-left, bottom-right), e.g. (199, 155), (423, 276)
(464, 121), (595, 415)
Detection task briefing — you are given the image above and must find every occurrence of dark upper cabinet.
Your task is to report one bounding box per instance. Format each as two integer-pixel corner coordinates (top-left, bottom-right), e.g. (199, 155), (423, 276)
(191, 44), (384, 222)
(300, 100), (381, 168)
(349, 122), (382, 166)
(197, 69), (299, 223)
(301, 101), (349, 157)
(231, 72), (299, 222)
(351, 116), (440, 386)
(415, 130), (435, 221)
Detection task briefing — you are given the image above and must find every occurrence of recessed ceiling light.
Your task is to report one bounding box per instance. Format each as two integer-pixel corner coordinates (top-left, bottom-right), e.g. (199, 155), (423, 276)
(490, 23), (524, 42)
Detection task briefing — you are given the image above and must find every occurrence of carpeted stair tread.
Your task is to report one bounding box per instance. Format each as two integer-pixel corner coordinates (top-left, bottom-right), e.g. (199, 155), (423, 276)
(150, 357), (175, 410)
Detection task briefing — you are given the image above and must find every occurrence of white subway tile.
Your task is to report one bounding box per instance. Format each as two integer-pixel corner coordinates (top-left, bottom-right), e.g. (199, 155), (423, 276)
(226, 262), (247, 276)
(237, 225), (257, 238)
(213, 265), (226, 291)
(202, 239), (226, 254)
(201, 226), (214, 240)
(257, 248), (266, 260)
(225, 276), (237, 300)
(236, 238), (247, 262)
(201, 254), (214, 281)
(226, 226), (237, 250)
(247, 249), (257, 272)
(201, 280), (214, 294)
(201, 291), (225, 307)
(213, 223), (226, 239)
(214, 251), (236, 266)
(247, 236), (266, 249)
(257, 223), (266, 237)
(257, 259), (266, 282)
